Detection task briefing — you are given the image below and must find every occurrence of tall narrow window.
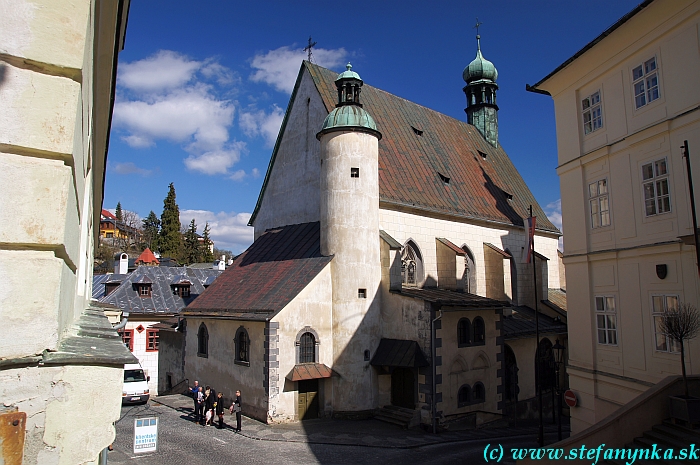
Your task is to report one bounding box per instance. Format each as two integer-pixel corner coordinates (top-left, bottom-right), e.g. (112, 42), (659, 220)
(633, 57), (660, 109)
(198, 323), (209, 357)
(401, 242), (423, 286)
(595, 296), (618, 345)
(119, 329), (134, 352)
(582, 91), (603, 134)
(146, 329), (159, 352)
(458, 385), (471, 407)
(642, 158), (671, 216)
(457, 318), (471, 347)
(300, 332), (316, 363)
(472, 317), (486, 346)
(652, 295), (681, 353)
(589, 178), (610, 228)
(235, 327), (249, 364)
(472, 382), (485, 403)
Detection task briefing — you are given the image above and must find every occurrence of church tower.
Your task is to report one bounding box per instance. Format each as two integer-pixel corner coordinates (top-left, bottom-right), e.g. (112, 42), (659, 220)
(316, 64), (382, 413)
(463, 34), (499, 147)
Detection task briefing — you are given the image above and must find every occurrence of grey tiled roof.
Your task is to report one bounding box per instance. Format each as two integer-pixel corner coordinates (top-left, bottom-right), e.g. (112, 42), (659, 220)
(503, 306), (567, 340)
(92, 273), (128, 300)
(99, 266), (222, 315)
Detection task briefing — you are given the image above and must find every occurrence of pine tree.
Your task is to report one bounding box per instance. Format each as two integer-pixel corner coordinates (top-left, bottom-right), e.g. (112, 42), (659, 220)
(159, 183), (181, 258)
(201, 222), (214, 262)
(142, 210), (161, 251)
(115, 202), (123, 221)
(183, 219), (200, 265)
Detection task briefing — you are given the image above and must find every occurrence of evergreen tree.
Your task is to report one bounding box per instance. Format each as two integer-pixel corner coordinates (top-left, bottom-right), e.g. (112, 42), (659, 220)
(183, 219), (201, 265)
(142, 210), (161, 251)
(115, 202), (123, 221)
(201, 222), (215, 262)
(159, 183), (181, 258)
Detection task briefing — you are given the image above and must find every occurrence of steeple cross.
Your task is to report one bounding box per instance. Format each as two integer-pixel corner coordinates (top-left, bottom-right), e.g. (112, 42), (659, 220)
(303, 36), (317, 63)
(474, 18), (483, 36)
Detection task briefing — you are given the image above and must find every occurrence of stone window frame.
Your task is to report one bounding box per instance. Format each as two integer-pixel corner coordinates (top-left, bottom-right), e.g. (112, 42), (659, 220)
(295, 326), (320, 364)
(589, 178), (611, 228)
(197, 323), (209, 358)
(401, 239), (424, 287)
(234, 326), (250, 366)
(461, 245), (477, 294)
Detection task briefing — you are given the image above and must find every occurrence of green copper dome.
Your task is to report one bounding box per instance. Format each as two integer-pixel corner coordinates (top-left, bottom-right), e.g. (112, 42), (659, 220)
(336, 62), (362, 81)
(463, 37), (498, 83)
(320, 105), (378, 132)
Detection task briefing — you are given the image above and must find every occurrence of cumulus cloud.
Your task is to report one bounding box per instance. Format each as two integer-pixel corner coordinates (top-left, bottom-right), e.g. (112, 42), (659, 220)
(544, 199), (564, 251)
(250, 46), (348, 93)
(113, 50), (244, 176)
(109, 162), (153, 176)
(239, 105), (284, 147)
(180, 209), (254, 253)
(227, 168), (261, 182)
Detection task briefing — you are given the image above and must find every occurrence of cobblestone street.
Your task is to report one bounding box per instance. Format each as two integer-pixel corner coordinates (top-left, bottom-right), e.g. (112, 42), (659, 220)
(105, 395), (567, 464)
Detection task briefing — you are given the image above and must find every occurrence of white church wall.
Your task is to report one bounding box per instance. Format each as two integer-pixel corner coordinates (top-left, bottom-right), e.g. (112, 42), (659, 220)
(124, 320), (160, 395)
(253, 69), (328, 237)
(271, 264), (333, 421)
(378, 208), (560, 305)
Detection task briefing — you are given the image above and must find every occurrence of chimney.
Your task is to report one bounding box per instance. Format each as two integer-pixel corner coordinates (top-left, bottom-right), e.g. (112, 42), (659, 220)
(217, 255), (226, 271)
(114, 253), (129, 274)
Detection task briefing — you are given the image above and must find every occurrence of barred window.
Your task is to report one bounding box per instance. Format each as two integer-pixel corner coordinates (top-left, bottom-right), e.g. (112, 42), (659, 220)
(299, 332), (315, 363)
(236, 328), (249, 363)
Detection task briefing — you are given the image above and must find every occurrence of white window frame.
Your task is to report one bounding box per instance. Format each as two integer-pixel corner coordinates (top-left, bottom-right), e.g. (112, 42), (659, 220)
(641, 158), (671, 217)
(652, 294), (681, 353)
(589, 178), (610, 228)
(632, 57), (660, 109)
(595, 296), (618, 345)
(582, 91), (603, 135)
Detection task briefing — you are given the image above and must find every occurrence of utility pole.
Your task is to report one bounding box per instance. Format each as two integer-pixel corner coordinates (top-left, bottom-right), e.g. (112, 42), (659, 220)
(530, 205), (544, 447)
(682, 140), (700, 279)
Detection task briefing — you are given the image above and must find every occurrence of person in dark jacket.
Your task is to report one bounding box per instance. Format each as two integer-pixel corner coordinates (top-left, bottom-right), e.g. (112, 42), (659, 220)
(204, 386), (216, 426)
(195, 386), (204, 424)
(229, 390), (242, 432)
(215, 392), (225, 429)
(190, 380), (199, 419)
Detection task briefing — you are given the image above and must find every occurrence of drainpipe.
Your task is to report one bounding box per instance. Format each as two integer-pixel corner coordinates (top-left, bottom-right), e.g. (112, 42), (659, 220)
(431, 307), (443, 434)
(113, 311), (130, 331)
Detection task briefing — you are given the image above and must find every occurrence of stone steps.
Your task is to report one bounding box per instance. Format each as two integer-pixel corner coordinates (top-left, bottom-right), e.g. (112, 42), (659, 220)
(374, 405), (419, 429)
(602, 419), (700, 465)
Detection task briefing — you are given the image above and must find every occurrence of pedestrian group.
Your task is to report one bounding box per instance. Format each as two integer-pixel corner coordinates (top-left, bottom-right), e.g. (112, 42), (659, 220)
(190, 380), (242, 432)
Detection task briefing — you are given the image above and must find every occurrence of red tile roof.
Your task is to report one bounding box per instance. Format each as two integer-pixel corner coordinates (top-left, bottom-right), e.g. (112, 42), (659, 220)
(183, 222), (332, 320)
(135, 248), (159, 265)
(101, 209), (116, 220)
(250, 62), (559, 234)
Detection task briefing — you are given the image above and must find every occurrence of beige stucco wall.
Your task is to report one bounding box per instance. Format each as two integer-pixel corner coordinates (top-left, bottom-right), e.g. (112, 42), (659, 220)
(378, 208), (560, 307)
(271, 265), (333, 421)
(0, 0), (127, 462)
(252, 68), (328, 237)
(537, 0), (700, 433)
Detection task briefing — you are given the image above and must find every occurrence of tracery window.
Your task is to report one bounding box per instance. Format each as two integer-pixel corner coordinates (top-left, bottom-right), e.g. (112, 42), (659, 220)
(401, 241), (422, 286)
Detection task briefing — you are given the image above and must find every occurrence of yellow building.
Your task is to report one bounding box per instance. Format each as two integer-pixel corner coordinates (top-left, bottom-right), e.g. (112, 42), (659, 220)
(529, 0), (700, 434)
(0, 1), (136, 463)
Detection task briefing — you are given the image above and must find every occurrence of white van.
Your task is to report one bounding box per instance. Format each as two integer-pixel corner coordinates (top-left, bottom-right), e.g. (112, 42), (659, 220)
(122, 363), (150, 405)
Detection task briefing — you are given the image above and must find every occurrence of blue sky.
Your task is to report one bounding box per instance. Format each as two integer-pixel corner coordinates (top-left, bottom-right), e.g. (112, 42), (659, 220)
(105, 0), (641, 253)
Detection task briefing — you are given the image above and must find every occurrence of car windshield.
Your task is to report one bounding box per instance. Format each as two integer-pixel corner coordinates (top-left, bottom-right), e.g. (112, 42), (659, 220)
(124, 370), (146, 382)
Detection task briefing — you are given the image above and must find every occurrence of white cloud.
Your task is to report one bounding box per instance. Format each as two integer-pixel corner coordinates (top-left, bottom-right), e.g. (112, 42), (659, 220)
(250, 46), (348, 93)
(251, 168), (260, 178)
(180, 209), (254, 253)
(545, 199), (563, 251)
(109, 162), (152, 176)
(118, 50), (201, 93)
(113, 50), (245, 177)
(230, 170), (246, 181)
(239, 105), (284, 147)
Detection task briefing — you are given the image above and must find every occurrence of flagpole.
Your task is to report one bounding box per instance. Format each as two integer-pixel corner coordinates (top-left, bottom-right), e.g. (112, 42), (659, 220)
(530, 205), (543, 447)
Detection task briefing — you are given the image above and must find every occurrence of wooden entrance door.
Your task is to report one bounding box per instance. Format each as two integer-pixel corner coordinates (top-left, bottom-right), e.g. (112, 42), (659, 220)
(391, 368), (415, 409)
(298, 379), (319, 420)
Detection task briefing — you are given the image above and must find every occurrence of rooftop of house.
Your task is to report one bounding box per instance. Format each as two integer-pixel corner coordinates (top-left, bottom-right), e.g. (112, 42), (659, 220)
(503, 305), (567, 340)
(250, 61), (559, 235)
(135, 247), (159, 265)
(98, 265), (222, 315)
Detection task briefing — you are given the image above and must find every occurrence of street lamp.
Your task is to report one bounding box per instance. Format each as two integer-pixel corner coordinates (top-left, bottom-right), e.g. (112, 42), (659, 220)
(552, 339), (565, 441)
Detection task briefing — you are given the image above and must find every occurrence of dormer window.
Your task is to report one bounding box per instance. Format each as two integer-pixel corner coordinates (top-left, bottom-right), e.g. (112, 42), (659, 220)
(138, 284), (152, 297)
(172, 284), (191, 298)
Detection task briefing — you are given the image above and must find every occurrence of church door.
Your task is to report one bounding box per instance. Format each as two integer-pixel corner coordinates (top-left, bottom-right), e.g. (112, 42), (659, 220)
(391, 368), (415, 409)
(298, 379), (319, 420)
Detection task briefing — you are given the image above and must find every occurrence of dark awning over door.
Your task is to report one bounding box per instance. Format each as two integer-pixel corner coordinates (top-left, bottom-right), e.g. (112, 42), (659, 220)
(370, 339), (429, 368)
(286, 363), (334, 382)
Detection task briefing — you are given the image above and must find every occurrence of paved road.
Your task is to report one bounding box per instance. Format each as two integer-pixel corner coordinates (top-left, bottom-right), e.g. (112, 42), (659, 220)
(106, 401), (563, 464)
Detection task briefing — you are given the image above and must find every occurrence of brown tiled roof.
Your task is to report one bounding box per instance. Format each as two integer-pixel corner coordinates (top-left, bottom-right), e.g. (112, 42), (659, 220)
(484, 242), (512, 258)
(437, 238), (466, 255)
(286, 363), (334, 381)
(393, 286), (507, 308)
(183, 222), (332, 320)
(276, 62), (557, 233)
(546, 288), (567, 312)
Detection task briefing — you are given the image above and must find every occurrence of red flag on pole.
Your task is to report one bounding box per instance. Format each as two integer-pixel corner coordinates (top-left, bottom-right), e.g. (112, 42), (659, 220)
(526, 216), (537, 263)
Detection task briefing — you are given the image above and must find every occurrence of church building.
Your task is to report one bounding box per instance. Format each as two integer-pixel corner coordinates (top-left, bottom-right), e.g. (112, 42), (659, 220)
(182, 38), (564, 427)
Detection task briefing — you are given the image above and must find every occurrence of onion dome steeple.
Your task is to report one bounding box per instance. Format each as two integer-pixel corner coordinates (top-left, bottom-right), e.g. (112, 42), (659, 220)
(317, 63), (381, 139)
(463, 31), (499, 147)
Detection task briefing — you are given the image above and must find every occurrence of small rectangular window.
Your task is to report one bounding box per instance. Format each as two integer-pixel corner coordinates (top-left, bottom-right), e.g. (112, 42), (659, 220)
(589, 178), (610, 228)
(119, 329), (134, 352)
(641, 158), (671, 217)
(146, 329), (159, 352)
(358, 288), (366, 298)
(582, 91), (603, 135)
(595, 296), (617, 345)
(633, 57), (660, 109)
(351, 167), (359, 178)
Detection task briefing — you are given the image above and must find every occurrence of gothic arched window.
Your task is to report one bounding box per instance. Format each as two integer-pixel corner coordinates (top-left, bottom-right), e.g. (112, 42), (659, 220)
(401, 241), (423, 286)
(473, 382), (485, 403)
(197, 323), (209, 358)
(458, 318), (471, 347)
(458, 385), (472, 407)
(473, 317), (486, 346)
(235, 326), (249, 364)
(299, 332), (316, 363)
(462, 246), (477, 294)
